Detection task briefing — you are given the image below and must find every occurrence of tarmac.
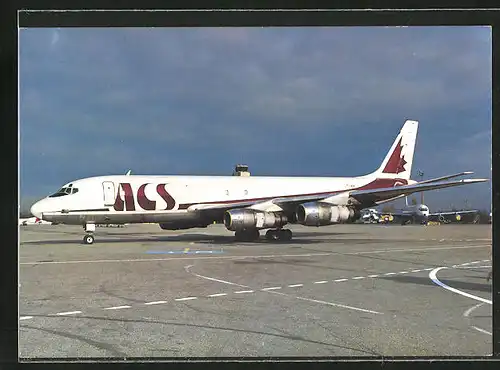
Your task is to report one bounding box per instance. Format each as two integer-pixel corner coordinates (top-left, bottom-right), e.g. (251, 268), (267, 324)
(19, 223), (492, 358)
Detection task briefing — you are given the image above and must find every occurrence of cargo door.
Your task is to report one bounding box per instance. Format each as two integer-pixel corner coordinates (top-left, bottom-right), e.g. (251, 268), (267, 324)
(102, 181), (116, 206)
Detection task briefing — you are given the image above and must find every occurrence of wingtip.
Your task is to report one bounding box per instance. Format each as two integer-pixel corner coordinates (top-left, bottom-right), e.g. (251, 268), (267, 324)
(463, 178), (489, 183)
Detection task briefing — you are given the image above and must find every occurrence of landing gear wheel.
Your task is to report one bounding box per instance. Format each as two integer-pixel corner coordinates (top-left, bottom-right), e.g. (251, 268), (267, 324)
(83, 234), (94, 245)
(265, 229), (279, 241)
(265, 229), (293, 241)
(234, 229), (260, 242)
(279, 229), (293, 241)
(250, 229), (260, 241)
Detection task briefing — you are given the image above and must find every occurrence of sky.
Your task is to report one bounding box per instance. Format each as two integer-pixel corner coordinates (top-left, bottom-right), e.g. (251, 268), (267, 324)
(19, 26), (492, 212)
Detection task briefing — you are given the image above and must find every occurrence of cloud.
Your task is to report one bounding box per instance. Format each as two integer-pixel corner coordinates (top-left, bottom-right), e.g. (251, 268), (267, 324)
(19, 27), (491, 209)
(50, 29), (60, 47)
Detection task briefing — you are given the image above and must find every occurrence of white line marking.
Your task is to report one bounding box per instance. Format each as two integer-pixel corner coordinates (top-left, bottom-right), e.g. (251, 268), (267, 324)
(411, 269), (422, 273)
(398, 271), (409, 274)
(455, 265), (491, 270)
(482, 259), (490, 262)
(384, 273), (397, 276)
(368, 275), (379, 278)
(185, 265), (247, 287)
(207, 293), (227, 297)
(175, 297), (197, 301)
(463, 303), (484, 318)
(314, 281), (328, 284)
(187, 265), (382, 315)
(19, 316), (33, 320)
(279, 292), (382, 315)
(472, 326), (492, 336)
(352, 276), (365, 280)
(144, 301), (167, 305)
(103, 306), (131, 310)
(429, 267), (492, 305)
(423, 268), (434, 271)
(234, 290), (254, 294)
(55, 310), (82, 316)
(334, 278), (348, 282)
(471, 261), (482, 264)
(288, 284), (303, 288)
(261, 286), (281, 291)
(20, 244), (490, 265)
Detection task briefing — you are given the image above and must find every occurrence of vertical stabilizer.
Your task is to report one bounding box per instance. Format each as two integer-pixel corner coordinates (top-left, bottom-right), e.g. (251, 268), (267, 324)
(372, 119), (418, 180)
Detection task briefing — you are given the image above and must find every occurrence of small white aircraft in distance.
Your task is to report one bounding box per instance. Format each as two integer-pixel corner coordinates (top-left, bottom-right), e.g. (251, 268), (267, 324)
(30, 119), (488, 245)
(367, 199), (480, 225)
(18, 216), (51, 226)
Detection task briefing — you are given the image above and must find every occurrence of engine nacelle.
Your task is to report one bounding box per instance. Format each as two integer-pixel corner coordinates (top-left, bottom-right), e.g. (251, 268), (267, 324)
(296, 202), (359, 226)
(159, 221), (210, 230)
(224, 209), (288, 231)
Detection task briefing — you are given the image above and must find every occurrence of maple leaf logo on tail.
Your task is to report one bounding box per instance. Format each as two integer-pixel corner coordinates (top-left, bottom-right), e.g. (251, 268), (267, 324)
(370, 119), (418, 181)
(382, 138), (407, 174)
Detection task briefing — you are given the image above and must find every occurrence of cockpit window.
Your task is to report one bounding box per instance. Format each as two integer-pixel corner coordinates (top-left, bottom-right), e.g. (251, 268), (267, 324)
(419, 206), (428, 211)
(49, 189), (68, 197)
(49, 186), (79, 197)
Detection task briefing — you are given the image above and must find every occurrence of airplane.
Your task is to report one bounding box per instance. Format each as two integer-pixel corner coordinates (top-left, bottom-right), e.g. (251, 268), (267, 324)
(18, 216), (52, 226)
(30, 119), (488, 245)
(367, 198), (480, 225)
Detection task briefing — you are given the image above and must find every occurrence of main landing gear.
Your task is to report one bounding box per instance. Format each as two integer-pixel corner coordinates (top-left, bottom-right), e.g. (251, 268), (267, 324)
(234, 228), (293, 242)
(234, 229), (260, 242)
(82, 223), (96, 245)
(265, 229), (292, 241)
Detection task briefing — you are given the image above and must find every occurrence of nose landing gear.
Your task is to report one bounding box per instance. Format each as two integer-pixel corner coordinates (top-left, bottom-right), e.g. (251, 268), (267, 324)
(82, 223), (96, 245)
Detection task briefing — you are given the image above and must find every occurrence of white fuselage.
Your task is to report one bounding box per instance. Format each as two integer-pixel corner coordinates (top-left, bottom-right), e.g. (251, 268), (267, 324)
(30, 173), (405, 225)
(399, 204), (430, 218)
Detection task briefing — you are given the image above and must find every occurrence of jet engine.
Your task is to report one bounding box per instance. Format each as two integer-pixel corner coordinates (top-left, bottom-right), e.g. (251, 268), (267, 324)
(224, 209), (288, 231)
(296, 202), (360, 226)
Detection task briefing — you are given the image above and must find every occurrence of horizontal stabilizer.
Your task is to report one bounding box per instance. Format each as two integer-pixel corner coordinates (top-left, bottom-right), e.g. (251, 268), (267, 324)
(350, 178), (488, 206)
(416, 171), (474, 185)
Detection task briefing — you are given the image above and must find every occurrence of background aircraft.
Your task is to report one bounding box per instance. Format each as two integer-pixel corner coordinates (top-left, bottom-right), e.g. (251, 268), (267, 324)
(18, 217), (52, 226)
(30, 119), (488, 244)
(369, 196), (480, 225)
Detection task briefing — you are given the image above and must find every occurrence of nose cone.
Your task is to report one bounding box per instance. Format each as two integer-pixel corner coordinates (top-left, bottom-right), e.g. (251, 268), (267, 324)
(30, 200), (44, 219)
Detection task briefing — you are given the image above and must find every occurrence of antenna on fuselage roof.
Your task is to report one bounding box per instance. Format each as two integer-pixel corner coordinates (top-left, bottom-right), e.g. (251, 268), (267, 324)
(125, 170), (132, 176)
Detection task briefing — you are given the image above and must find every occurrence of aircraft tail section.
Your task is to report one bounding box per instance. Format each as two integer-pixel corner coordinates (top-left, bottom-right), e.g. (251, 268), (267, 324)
(371, 119), (418, 180)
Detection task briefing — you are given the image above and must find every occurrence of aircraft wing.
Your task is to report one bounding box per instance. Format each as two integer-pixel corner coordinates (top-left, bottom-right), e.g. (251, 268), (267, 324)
(190, 178), (488, 213)
(188, 200), (262, 212)
(348, 178), (488, 208)
(187, 193), (334, 213)
(429, 210), (479, 216)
